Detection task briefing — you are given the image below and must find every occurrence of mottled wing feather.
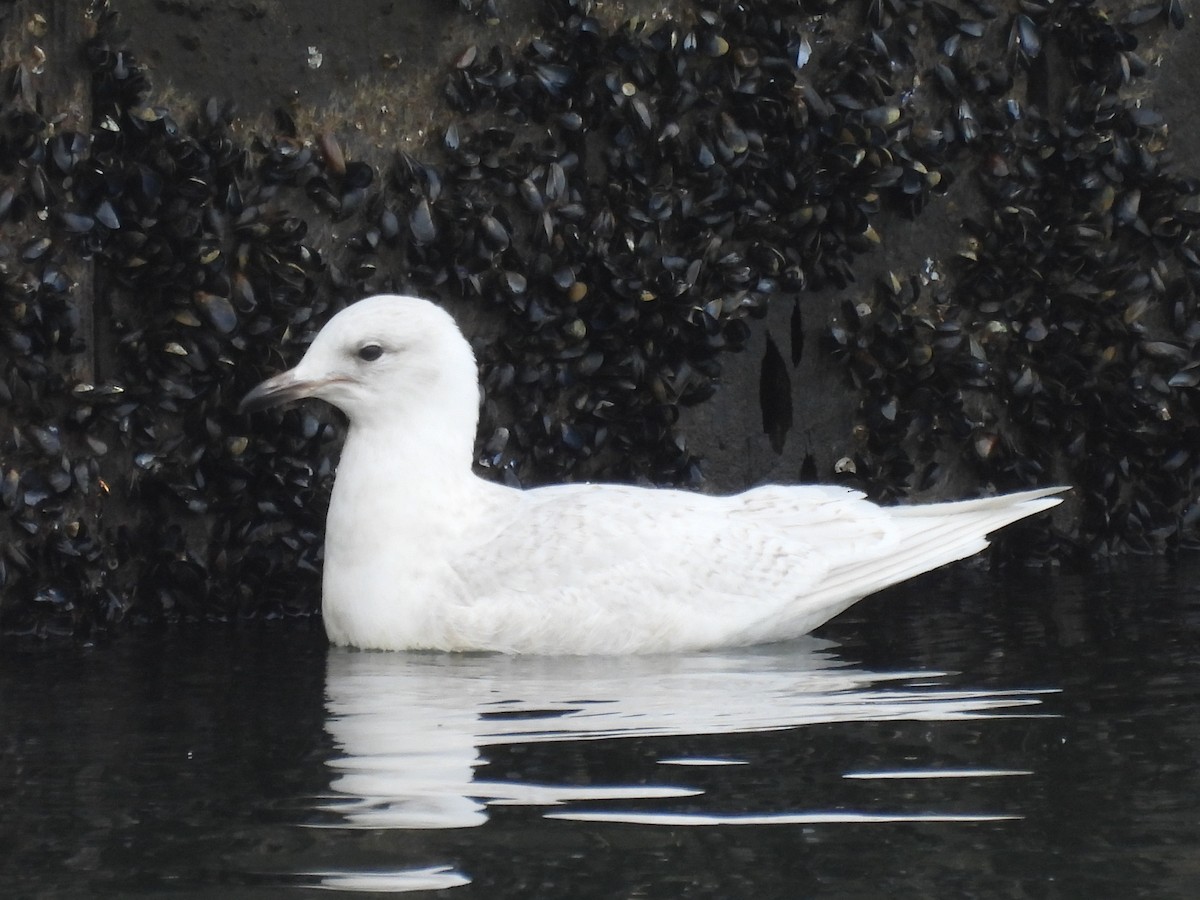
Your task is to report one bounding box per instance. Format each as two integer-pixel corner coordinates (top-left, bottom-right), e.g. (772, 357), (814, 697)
(446, 483), (893, 651)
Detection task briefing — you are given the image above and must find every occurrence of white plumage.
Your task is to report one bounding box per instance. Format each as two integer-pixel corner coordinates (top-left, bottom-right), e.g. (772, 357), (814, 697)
(241, 294), (1063, 654)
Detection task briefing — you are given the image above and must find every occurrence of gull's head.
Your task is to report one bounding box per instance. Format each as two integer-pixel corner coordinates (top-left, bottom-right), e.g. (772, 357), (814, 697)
(239, 295), (479, 430)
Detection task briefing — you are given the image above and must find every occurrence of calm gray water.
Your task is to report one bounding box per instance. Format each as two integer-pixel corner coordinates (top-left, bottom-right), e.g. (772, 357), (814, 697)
(3, 557), (1199, 898)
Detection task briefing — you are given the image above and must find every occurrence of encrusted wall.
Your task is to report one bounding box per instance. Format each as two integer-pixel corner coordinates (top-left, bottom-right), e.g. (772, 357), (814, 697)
(1, 0), (1197, 637)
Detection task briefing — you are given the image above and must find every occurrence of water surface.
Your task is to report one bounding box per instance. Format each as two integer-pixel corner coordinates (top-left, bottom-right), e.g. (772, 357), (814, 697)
(3, 557), (1199, 897)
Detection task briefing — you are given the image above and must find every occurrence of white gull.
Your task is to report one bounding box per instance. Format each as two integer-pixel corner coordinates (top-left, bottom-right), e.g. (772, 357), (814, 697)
(240, 294), (1063, 654)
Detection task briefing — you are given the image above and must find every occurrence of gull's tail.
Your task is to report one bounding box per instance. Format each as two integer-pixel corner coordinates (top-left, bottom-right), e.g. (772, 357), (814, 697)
(869, 485), (1066, 584)
(743, 486), (1066, 644)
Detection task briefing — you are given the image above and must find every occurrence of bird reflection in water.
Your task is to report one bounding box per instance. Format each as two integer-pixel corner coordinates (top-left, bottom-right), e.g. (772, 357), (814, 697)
(296, 642), (1054, 890)
(311, 641), (1053, 827)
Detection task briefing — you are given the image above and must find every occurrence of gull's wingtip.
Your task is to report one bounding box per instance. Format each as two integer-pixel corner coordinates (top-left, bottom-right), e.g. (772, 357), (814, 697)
(1011, 485), (1070, 513)
(1011, 484), (1069, 502)
(890, 485), (1069, 521)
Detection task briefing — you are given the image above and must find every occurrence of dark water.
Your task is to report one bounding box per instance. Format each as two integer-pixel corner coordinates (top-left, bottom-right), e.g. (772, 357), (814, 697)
(3, 558), (1200, 898)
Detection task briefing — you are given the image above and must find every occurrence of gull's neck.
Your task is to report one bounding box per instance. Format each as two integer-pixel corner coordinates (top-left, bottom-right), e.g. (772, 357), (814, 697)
(320, 401), (490, 649)
(334, 403), (481, 519)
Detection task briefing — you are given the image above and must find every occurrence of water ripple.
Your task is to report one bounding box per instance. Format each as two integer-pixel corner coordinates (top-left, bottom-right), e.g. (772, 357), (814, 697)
(307, 639), (1057, 891)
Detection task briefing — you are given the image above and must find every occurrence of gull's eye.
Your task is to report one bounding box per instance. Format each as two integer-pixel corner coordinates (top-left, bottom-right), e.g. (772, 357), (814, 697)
(357, 343), (384, 362)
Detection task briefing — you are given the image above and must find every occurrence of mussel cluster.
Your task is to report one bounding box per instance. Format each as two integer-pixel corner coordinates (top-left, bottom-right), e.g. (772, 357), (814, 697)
(821, 0), (1198, 555)
(2, 3), (339, 635)
(0, 0), (1196, 639)
(438, 0), (956, 488)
